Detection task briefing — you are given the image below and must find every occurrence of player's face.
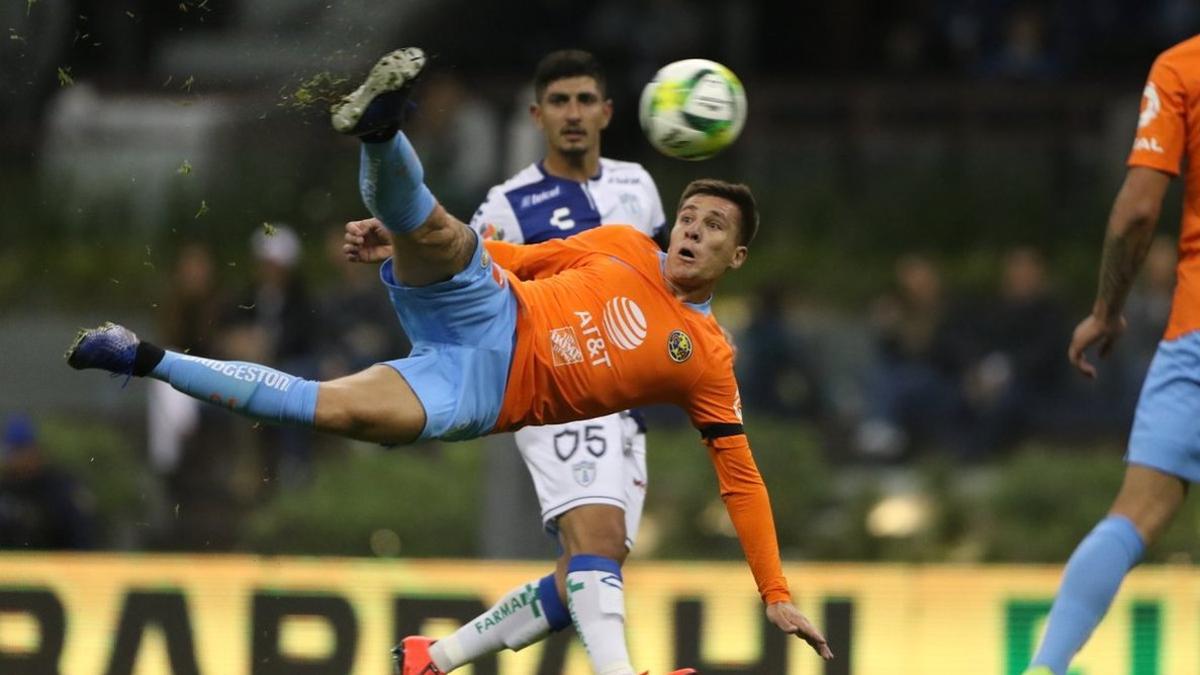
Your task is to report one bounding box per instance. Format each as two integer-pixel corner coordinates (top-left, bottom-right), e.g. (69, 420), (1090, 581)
(532, 77), (612, 157)
(665, 194), (748, 292)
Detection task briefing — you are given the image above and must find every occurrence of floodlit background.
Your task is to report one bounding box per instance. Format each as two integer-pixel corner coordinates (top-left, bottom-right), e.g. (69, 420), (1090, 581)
(2, 2), (1200, 673)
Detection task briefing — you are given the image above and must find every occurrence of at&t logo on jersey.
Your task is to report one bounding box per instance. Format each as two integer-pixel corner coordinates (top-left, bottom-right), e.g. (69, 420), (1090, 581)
(602, 297), (647, 351)
(667, 330), (693, 363)
(574, 311), (612, 367)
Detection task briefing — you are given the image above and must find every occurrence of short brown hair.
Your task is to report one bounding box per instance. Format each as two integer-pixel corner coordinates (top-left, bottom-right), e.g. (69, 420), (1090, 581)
(677, 179), (759, 246)
(533, 50), (607, 101)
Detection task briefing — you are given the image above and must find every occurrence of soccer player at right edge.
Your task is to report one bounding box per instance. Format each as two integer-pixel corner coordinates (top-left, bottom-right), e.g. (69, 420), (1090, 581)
(1024, 35), (1200, 674)
(65, 48), (833, 674)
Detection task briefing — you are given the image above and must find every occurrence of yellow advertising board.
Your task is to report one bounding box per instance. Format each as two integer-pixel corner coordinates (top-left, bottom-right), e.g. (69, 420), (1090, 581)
(0, 555), (1191, 674)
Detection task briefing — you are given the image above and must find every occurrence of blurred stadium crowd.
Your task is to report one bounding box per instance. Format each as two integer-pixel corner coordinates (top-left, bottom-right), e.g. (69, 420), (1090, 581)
(2, 0), (1200, 557)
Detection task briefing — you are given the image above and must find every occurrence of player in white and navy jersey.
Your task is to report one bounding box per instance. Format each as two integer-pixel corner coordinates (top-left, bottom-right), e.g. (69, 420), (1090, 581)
(470, 157), (664, 246)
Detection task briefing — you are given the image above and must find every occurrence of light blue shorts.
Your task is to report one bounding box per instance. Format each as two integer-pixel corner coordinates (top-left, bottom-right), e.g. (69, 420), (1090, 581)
(379, 234), (517, 441)
(1128, 331), (1200, 482)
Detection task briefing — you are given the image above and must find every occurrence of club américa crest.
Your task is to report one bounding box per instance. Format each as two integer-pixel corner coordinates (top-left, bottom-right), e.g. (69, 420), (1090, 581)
(667, 329), (693, 363)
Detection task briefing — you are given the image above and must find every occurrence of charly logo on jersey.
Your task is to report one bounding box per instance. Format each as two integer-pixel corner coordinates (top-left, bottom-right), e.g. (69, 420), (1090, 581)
(549, 207), (575, 230)
(572, 460), (597, 487)
(602, 297), (648, 351)
(667, 329), (693, 363)
(550, 327), (584, 366)
(1139, 83), (1161, 129)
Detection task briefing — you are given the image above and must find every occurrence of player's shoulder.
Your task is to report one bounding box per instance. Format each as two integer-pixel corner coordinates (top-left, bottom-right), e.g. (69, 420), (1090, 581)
(686, 310), (737, 377)
(1152, 35), (1200, 74)
(488, 163), (547, 197)
(580, 222), (655, 246)
(598, 157), (657, 187)
(1160, 34), (1200, 59)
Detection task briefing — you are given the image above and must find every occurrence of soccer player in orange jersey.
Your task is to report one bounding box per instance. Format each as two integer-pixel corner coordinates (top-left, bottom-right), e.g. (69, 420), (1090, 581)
(66, 48), (832, 674)
(1024, 35), (1200, 675)
(392, 50), (672, 674)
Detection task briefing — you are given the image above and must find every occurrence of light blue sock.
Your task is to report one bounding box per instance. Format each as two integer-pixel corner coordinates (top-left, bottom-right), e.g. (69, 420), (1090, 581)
(359, 131), (437, 234)
(151, 350), (319, 426)
(1031, 515), (1145, 674)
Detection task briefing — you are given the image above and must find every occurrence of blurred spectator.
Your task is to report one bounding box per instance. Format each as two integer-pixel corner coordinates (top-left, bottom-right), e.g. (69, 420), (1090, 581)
(149, 242), (244, 550)
(317, 226), (411, 381)
(738, 284), (825, 420)
(149, 242), (224, 474)
(221, 225), (319, 492)
(978, 3), (1061, 80)
(0, 415), (95, 550)
(406, 71), (501, 217)
(856, 254), (972, 460)
(504, 84), (543, 177)
(965, 246), (1070, 455)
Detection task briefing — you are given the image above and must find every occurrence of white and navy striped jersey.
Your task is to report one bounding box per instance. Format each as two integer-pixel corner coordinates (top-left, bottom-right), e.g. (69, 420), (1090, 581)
(469, 158), (665, 245)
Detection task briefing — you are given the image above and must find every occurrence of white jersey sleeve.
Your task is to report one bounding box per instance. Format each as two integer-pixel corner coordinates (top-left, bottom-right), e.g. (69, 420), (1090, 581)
(639, 164), (667, 238)
(470, 184), (524, 244)
(594, 158), (667, 239)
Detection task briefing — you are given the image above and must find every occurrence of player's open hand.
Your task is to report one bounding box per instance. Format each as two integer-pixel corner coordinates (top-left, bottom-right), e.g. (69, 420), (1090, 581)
(344, 218), (393, 263)
(766, 601), (834, 660)
(1068, 313), (1126, 378)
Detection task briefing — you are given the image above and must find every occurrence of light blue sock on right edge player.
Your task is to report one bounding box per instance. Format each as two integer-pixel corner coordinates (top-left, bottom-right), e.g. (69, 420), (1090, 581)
(359, 131), (437, 234)
(1030, 515), (1145, 674)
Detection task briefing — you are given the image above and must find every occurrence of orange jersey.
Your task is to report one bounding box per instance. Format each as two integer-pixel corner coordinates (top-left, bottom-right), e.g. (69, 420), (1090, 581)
(1129, 35), (1200, 339)
(484, 226), (790, 604)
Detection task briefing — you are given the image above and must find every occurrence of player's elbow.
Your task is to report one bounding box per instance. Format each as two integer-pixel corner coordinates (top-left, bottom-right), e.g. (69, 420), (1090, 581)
(1122, 199), (1163, 232)
(719, 478), (767, 500)
(1112, 168), (1169, 234)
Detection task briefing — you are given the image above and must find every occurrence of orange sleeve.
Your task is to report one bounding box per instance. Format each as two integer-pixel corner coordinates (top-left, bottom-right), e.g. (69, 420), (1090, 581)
(1128, 54), (1187, 175)
(483, 226), (642, 281)
(484, 237), (582, 281)
(705, 433), (791, 605)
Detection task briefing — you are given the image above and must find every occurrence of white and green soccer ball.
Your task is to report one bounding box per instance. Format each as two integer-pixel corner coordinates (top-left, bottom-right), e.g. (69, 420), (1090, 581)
(639, 59), (748, 161)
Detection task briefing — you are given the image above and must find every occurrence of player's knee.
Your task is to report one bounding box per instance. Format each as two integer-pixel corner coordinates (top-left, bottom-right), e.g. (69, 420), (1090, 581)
(315, 381), (371, 436)
(315, 379), (422, 444)
(559, 508), (628, 562)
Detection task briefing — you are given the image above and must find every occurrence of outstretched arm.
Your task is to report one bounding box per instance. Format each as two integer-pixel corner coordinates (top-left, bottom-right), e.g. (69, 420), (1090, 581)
(1069, 167), (1171, 377)
(705, 432), (833, 660)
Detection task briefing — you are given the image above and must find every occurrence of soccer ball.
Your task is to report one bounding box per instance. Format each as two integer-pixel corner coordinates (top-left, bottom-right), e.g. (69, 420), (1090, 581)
(639, 59), (748, 161)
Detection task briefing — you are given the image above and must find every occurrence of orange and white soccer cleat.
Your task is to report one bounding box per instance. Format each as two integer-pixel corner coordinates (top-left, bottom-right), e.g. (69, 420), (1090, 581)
(391, 636), (444, 675)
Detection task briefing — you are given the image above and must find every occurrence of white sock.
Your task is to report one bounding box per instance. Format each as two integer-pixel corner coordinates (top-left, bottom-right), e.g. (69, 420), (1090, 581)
(428, 574), (570, 671)
(566, 555), (634, 675)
